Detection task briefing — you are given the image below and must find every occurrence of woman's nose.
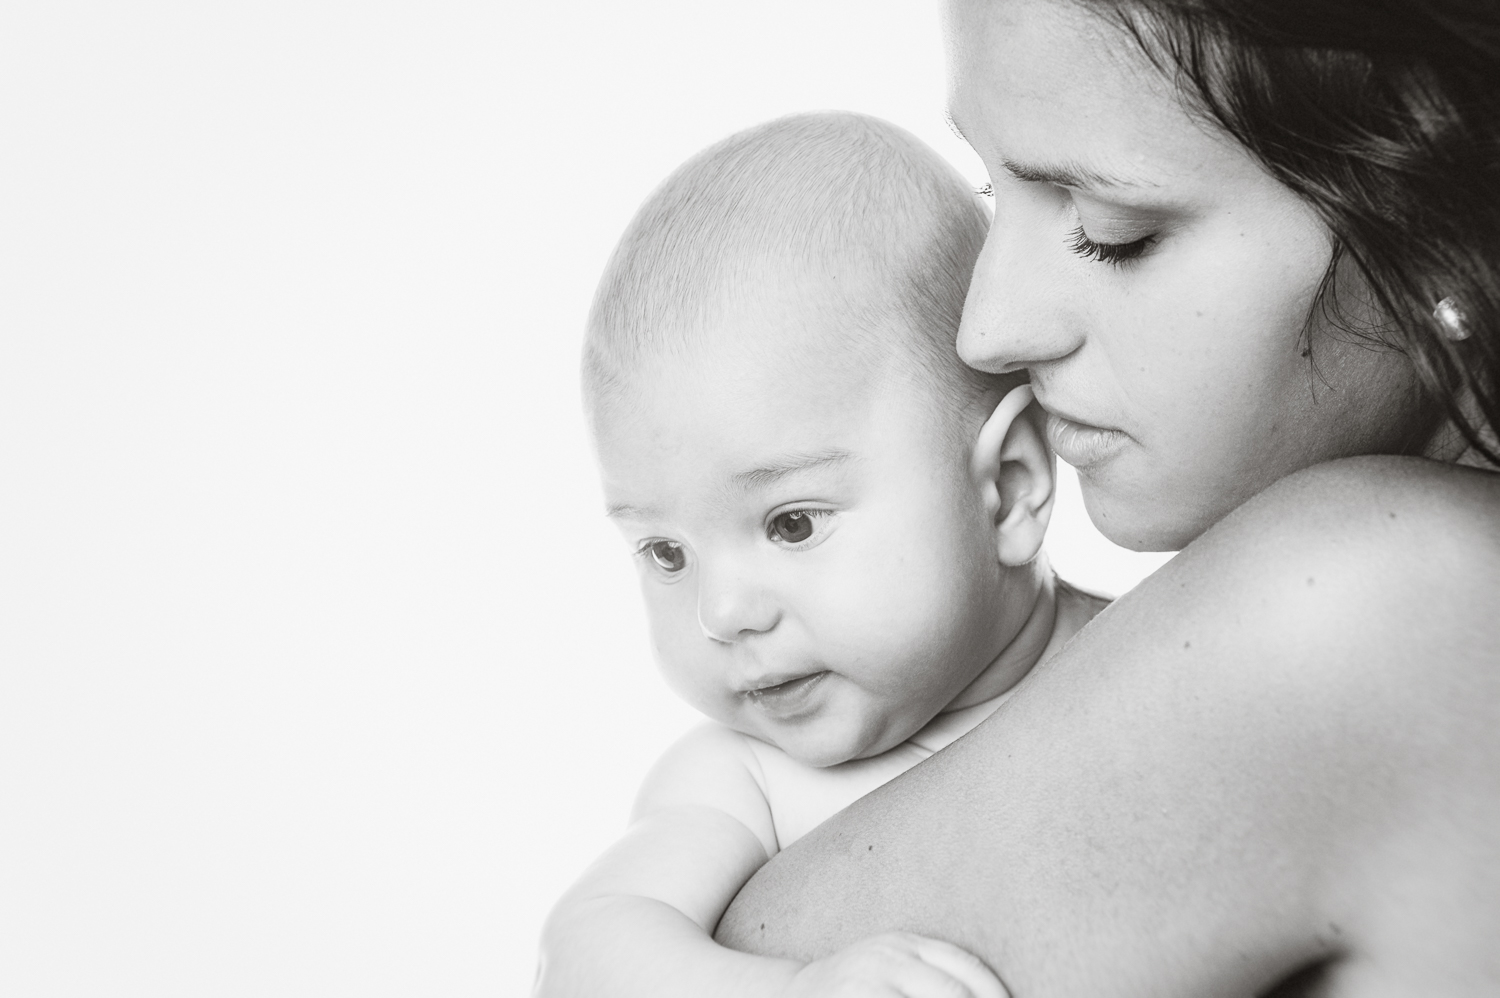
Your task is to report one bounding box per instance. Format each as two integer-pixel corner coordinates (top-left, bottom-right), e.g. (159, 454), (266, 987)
(697, 565), (781, 644)
(958, 198), (1086, 373)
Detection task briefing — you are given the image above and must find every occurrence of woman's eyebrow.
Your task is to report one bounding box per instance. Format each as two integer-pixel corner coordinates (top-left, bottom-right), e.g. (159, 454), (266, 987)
(943, 109), (1154, 190)
(1000, 157), (1154, 190)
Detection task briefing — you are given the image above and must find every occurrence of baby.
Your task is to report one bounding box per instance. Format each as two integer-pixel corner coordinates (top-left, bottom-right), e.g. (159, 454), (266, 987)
(536, 111), (1105, 997)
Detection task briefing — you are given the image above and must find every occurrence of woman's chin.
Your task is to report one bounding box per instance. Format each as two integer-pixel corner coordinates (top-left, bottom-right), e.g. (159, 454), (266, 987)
(1076, 476), (1207, 553)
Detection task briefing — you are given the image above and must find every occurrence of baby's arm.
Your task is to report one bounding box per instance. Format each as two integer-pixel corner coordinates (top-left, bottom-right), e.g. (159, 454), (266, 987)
(535, 722), (794, 996)
(535, 723), (1007, 998)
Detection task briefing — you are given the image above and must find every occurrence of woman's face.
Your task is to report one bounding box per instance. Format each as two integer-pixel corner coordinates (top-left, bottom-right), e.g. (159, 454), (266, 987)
(945, 0), (1430, 550)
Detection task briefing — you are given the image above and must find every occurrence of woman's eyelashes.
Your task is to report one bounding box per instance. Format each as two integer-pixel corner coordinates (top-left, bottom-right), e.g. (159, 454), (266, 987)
(981, 174), (1158, 265)
(1068, 224), (1156, 265)
(767, 508), (834, 548)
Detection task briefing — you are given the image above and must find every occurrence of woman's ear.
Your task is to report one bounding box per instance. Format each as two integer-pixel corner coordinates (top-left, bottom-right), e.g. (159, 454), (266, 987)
(971, 384), (1056, 567)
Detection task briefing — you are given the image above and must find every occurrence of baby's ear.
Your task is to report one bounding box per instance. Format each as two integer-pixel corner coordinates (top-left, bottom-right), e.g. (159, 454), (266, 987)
(971, 384), (1056, 567)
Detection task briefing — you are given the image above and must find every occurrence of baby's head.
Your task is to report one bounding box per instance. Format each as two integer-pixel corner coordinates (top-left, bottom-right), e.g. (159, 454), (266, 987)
(585, 112), (1055, 767)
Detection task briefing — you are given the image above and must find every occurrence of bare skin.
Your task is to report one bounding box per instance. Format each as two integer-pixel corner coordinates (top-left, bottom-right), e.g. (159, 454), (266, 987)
(716, 0), (1500, 991)
(718, 456), (1500, 996)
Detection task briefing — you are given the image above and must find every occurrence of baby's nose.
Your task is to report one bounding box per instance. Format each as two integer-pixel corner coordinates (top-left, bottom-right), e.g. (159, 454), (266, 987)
(696, 568), (780, 643)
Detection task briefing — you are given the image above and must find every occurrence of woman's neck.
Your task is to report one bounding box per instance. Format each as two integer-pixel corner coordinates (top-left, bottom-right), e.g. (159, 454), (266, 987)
(1422, 401), (1499, 471)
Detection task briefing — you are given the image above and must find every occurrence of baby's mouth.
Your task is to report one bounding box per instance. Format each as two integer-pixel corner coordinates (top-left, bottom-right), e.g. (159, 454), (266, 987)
(741, 671), (829, 716)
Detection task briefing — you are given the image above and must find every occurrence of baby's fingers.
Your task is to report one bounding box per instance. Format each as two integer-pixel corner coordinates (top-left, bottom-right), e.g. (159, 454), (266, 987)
(909, 936), (1010, 998)
(882, 957), (995, 998)
(785, 931), (1009, 998)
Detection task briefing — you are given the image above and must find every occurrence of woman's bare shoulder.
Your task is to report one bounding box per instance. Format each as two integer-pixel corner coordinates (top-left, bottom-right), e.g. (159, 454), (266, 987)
(717, 457), (1500, 996)
(1238, 454), (1500, 534)
(1169, 455), (1500, 683)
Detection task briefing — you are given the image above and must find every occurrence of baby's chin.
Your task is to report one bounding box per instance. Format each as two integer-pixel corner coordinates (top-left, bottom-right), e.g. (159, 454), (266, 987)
(759, 715), (922, 769)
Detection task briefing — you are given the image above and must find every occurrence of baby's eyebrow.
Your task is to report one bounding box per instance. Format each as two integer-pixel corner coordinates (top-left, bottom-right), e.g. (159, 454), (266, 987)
(604, 501), (660, 520)
(731, 449), (854, 490)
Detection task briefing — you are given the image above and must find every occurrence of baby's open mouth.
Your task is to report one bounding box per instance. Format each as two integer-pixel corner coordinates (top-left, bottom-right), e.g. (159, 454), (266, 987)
(743, 671), (828, 703)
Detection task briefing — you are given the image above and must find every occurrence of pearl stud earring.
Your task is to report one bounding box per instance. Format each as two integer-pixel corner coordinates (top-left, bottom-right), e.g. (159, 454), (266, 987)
(1434, 296), (1470, 341)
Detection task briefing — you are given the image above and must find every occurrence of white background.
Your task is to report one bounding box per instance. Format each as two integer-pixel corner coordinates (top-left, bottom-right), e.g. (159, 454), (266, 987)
(0, 3), (1170, 994)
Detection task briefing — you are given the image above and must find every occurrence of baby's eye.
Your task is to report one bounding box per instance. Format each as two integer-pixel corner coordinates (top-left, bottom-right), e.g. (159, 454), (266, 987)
(642, 539), (687, 573)
(767, 510), (829, 546)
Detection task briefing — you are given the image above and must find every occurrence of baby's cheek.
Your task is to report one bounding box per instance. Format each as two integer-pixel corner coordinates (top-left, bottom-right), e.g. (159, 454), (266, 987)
(833, 521), (937, 605)
(646, 607), (707, 690)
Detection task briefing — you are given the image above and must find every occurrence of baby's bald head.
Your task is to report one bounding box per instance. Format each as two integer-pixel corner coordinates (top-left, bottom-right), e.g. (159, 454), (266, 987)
(584, 111), (1003, 428)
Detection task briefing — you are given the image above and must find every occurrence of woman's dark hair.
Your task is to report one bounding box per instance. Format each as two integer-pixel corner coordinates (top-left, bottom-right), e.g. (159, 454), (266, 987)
(1098, 0), (1500, 463)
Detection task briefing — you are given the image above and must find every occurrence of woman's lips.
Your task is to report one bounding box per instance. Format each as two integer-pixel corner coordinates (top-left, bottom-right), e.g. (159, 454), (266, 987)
(742, 671), (828, 718)
(1045, 411), (1127, 468)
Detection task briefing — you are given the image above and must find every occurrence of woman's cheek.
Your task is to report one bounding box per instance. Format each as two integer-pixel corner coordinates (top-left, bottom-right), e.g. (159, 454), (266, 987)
(1136, 223), (1324, 437)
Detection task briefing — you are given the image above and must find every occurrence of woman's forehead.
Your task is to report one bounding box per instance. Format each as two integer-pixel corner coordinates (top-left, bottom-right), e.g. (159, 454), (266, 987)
(943, 0), (1228, 192)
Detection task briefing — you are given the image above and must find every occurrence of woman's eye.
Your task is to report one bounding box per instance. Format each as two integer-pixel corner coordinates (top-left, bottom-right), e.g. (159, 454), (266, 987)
(1068, 225), (1154, 266)
(644, 540), (686, 573)
(768, 510), (824, 545)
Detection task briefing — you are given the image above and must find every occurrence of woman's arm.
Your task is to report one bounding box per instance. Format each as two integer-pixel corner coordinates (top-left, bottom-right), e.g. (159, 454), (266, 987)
(717, 457), (1500, 997)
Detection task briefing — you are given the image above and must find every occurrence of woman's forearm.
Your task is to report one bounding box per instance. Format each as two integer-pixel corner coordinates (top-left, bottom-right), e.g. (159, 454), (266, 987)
(718, 459), (1500, 996)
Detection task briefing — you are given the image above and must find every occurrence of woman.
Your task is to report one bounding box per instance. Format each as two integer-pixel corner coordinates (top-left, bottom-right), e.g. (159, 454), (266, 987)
(715, 1), (1500, 994)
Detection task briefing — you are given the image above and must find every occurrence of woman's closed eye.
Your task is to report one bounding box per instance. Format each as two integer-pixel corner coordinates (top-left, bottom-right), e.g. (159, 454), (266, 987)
(980, 174), (1159, 266)
(767, 508), (835, 548)
(1068, 225), (1156, 266)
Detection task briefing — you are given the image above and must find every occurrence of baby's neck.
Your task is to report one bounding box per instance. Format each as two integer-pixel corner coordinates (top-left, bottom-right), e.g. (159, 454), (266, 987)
(942, 564), (1104, 712)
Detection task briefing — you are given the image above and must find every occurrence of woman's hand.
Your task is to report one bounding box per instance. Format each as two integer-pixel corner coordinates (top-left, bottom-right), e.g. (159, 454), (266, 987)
(783, 932), (1009, 998)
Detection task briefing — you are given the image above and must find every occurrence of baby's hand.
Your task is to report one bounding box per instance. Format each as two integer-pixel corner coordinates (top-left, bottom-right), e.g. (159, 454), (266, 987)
(782, 931), (1008, 998)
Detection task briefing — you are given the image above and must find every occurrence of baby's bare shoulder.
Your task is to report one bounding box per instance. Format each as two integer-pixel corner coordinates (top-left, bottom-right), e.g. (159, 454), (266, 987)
(632, 723), (780, 855)
(635, 722), (766, 806)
